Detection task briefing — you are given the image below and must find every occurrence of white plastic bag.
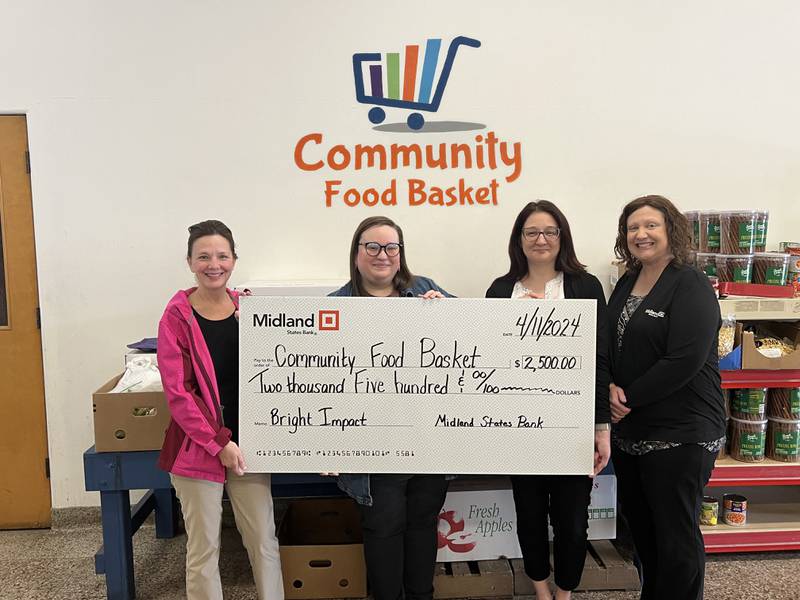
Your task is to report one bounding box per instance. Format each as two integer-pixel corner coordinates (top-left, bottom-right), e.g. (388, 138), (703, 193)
(110, 355), (163, 393)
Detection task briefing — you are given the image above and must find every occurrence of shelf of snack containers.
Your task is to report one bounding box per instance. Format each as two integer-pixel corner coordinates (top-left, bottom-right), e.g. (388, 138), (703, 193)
(701, 502), (800, 553)
(708, 308), (800, 552)
(714, 373), (800, 487)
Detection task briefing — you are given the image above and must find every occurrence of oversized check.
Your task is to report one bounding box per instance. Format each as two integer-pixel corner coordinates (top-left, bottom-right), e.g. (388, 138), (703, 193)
(239, 296), (596, 475)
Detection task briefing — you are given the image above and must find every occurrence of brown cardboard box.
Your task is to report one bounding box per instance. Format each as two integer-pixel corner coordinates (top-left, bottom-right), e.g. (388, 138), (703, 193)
(92, 374), (170, 452)
(741, 322), (800, 370)
(278, 498), (367, 599)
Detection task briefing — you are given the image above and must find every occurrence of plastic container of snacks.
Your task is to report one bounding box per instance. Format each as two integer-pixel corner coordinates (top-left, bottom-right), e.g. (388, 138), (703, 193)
(754, 209), (769, 252)
(696, 252), (717, 277)
(722, 494), (747, 526)
(730, 388), (767, 420)
(766, 418), (800, 463)
(714, 254), (753, 283)
(767, 387), (800, 420)
(699, 211), (720, 253)
(729, 417), (767, 462)
(685, 210), (700, 251)
(720, 210), (758, 254)
(752, 253), (790, 286)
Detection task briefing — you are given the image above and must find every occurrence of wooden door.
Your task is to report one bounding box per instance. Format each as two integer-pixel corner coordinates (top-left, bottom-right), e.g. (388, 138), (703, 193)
(0, 115), (51, 528)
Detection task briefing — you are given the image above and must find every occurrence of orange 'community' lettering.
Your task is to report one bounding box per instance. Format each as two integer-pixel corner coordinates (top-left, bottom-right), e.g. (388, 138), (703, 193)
(294, 131), (522, 183)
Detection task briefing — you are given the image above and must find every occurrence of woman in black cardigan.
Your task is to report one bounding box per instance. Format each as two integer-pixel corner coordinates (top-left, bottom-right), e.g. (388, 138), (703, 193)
(608, 195), (725, 600)
(486, 200), (611, 600)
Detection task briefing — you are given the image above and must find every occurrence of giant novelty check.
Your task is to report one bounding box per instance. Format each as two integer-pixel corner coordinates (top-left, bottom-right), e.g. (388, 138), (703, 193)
(239, 297), (596, 475)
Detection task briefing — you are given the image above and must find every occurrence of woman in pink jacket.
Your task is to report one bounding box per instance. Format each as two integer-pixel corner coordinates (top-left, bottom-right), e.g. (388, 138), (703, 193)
(157, 220), (283, 600)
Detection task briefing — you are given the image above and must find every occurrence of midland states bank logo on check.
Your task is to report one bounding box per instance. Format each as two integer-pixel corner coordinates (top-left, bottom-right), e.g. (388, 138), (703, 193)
(252, 310), (340, 334)
(292, 35), (524, 208)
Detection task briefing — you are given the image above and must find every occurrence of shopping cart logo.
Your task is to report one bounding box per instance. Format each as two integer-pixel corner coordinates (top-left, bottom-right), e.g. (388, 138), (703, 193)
(318, 310), (340, 331)
(353, 36), (481, 131)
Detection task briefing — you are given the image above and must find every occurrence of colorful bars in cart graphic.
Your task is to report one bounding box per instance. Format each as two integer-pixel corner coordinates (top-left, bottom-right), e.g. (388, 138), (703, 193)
(353, 36), (481, 130)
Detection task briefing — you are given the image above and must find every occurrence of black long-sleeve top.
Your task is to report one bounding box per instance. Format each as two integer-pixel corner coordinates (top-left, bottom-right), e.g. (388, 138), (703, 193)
(485, 271), (611, 424)
(607, 263), (725, 443)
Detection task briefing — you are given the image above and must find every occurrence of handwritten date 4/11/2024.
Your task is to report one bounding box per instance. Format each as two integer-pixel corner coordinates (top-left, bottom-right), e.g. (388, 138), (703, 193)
(514, 307), (582, 341)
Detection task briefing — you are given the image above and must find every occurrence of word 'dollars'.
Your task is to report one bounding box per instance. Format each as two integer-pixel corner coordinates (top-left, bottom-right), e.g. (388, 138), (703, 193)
(293, 131), (523, 208)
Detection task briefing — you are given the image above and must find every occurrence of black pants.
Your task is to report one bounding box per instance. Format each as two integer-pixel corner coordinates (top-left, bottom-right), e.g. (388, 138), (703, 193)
(511, 474), (592, 591)
(613, 444), (716, 600)
(358, 474), (449, 600)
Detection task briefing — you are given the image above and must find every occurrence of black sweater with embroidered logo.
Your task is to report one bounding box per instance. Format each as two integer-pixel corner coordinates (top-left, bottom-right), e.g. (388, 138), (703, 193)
(607, 263), (725, 443)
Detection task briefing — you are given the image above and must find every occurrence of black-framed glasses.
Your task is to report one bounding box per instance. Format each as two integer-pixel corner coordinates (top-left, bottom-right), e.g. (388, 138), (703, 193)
(522, 227), (560, 241)
(359, 241), (402, 257)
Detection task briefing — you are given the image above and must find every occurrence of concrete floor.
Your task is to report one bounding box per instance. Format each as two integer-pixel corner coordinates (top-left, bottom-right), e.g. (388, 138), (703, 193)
(1, 507), (798, 600)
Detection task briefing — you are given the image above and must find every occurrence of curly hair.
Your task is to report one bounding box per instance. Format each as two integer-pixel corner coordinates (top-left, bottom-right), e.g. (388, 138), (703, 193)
(614, 195), (691, 271)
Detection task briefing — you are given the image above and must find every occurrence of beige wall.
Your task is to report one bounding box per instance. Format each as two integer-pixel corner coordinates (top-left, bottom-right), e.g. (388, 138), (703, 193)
(1, 1), (798, 507)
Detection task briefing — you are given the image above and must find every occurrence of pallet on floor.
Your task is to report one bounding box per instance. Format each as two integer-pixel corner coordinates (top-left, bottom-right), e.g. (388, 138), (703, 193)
(434, 558), (513, 599)
(511, 540), (640, 594)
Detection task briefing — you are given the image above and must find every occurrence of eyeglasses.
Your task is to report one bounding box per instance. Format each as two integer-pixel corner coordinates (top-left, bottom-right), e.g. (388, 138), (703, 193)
(522, 227), (560, 241)
(359, 242), (402, 257)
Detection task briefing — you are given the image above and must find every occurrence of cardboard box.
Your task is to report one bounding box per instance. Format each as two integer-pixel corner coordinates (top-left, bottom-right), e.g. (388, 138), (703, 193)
(436, 476), (617, 562)
(278, 498), (367, 599)
(92, 374), (170, 452)
(740, 322), (800, 370)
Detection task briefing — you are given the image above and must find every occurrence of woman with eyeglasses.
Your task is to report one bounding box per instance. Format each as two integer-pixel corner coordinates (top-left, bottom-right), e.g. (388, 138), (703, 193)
(486, 201), (611, 600)
(330, 215), (451, 600)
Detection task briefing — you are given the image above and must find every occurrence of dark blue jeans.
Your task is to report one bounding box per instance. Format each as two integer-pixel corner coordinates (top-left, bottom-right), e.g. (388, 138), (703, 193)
(358, 474), (449, 600)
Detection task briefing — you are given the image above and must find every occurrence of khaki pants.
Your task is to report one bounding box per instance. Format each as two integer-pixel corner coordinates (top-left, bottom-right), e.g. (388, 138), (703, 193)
(171, 472), (284, 600)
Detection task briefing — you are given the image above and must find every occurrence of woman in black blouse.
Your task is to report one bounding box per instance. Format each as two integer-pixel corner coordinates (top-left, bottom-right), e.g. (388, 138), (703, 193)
(486, 200), (611, 600)
(607, 195), (725, 600)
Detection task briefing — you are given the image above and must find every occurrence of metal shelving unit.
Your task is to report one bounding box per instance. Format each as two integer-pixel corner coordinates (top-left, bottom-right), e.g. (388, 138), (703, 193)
(707, 295), (799, 552)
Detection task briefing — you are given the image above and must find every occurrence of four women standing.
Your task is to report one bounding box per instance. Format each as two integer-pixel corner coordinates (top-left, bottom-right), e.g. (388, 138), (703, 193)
(158, 201), (725, 600)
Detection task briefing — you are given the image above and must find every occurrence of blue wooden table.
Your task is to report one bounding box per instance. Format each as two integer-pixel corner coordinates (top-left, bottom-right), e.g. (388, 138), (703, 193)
(83, 446), (341, 600)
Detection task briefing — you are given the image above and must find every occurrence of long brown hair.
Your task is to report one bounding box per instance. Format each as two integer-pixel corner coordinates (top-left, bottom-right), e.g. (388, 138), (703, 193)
(614, 195), (691, 271)
(348, 216), (414, 296)
(505, 200), (586, 280)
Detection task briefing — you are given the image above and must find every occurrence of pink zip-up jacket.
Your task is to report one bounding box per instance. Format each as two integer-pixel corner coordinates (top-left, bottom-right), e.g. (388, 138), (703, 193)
(156, 288), (238, 483)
